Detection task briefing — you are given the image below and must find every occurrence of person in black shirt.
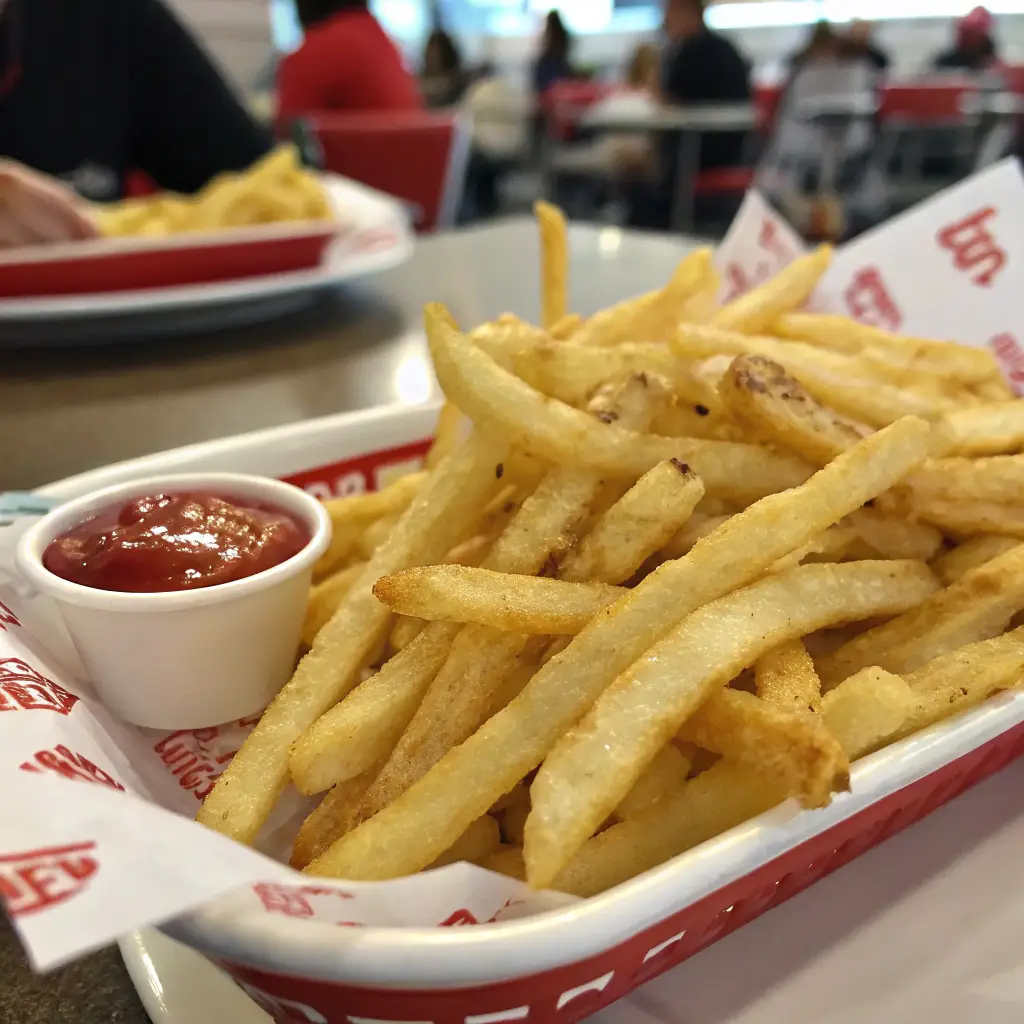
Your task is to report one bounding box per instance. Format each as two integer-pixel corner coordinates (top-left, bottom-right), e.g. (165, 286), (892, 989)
(0, 0), (271, 247)
(660, 0), (751, 171)
(932, 7), (999, 74)
(532, 10), (574, 97)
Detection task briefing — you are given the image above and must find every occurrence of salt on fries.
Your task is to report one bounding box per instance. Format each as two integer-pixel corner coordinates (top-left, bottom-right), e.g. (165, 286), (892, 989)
(200, 203), (1024, 899)
(92, 145), (332, 239)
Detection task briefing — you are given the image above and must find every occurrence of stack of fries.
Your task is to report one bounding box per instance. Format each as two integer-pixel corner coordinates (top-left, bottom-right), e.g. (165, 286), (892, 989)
(197, 202), (1024, 898)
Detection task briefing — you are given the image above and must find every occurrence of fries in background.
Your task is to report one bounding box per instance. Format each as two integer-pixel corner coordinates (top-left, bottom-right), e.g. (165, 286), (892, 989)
(93, 145), (332, 238)
(197, 201), (1024, 901)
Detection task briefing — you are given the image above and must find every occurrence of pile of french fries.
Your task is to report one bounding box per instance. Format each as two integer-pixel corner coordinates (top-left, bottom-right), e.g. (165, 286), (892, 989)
(92, 146), (332, 238)
(197, 201), (1024, 899)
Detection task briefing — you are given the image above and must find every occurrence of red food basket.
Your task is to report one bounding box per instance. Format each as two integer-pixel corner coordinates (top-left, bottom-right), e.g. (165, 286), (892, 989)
(41, 402), (1024, 1024)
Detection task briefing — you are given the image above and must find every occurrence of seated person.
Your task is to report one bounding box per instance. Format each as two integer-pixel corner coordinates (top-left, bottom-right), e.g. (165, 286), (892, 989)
(421, 28), (469, 109)
(660, 0), (751, 172)
(932, 7), (1000, 74)
(0, 0), (271, 247)
(277, 0), (421, 120)
(627, 0), (751, 229)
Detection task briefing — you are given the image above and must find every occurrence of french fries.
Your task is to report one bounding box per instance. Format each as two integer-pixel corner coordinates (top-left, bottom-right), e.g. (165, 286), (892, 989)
(374, 566), (621, 635)
(94, 145), (331, 238)
(198, 432), (508, 843)
(196, 200), (1024, 904)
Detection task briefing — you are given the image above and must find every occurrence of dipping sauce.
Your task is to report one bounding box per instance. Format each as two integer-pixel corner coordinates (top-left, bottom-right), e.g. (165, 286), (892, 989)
(43, 493), (310, 593)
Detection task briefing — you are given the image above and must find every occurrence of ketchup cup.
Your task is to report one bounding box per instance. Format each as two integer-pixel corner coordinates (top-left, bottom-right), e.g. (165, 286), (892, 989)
(16, 473), (331, 729)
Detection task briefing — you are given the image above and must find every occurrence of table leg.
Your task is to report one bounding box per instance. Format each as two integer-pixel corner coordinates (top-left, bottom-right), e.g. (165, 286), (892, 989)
(670, 130), (700, 233)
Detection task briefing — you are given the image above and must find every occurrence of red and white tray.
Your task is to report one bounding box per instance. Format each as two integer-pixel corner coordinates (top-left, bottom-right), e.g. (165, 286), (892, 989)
(33, 401), (1024, 1024)
(0, 175), (412, 345)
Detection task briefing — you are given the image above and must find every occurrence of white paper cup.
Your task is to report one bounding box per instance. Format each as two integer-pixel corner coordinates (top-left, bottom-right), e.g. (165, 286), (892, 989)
(15, 473), (331, 729)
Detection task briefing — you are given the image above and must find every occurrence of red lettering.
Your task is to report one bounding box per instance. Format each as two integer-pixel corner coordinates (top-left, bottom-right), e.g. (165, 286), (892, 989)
(0, 600), (20, 632)
(0, 842), (98, 917)
(253, 883), (315, 918)
(988, 332), (1024, 394)
(19, 746), (124, 791)
(843, 267), (903, 331)
(440, 908), (480, 927)
(0, 659), (79, 715)
(936, 207), (1007, 287)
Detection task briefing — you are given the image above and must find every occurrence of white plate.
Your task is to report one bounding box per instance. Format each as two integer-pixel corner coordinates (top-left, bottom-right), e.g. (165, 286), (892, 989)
(0, 175), (413, 345)
(121, 759), (1024, 1024)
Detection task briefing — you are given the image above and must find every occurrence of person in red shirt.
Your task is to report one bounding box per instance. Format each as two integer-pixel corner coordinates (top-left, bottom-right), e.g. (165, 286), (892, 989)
(277, 0), (422, 119)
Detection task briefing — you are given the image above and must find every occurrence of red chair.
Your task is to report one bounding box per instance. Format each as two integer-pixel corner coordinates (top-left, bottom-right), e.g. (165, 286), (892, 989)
(304, 110), (471, 232)
(879, 84), (976, 123)
(754, 84), (784, 134)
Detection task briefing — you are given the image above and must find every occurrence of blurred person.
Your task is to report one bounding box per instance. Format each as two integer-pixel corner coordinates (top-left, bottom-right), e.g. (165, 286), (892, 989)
(277, 0), (421, 119)
(421, 27), (469, 108)
(0, 0), (272, 247)
(661, 0), (751, 170)
(845, 20), (890, 73)
(786, 21), (842, 72)
(590, 44), (662, 177)
(533, 10), (575, 96)
(932, 7), (999, 73)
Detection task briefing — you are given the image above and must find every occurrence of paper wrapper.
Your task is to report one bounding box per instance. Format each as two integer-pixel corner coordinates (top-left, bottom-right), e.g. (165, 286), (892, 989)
(4, 159), (1024, 974)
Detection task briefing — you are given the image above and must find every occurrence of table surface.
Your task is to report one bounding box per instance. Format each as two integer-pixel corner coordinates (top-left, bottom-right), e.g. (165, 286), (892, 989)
(0, 218), (698, 1022)
(580, 102), (757, 133)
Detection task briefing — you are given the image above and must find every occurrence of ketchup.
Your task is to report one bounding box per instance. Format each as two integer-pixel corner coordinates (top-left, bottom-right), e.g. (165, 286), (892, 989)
(43, 493), (309, 593)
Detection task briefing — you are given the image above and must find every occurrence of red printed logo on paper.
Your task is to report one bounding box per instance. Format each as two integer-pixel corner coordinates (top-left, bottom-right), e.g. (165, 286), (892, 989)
(722, 217), (800, 304)
(0, 842), (99, 917)
(253, 883), (356, 920)
(988, 332), (1024, 394)
(937, 207), (1007, 287)
(0, 659), (78, 715)
(843, 267), (903, 331)
(0, 600), (20, 632)
(153, 725), (241, 801)
(20, 745), (124, 792)
(440, 907), (480, 927)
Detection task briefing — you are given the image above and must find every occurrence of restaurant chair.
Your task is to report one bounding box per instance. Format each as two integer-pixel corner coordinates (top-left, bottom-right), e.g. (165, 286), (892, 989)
(302, 110), (472, 233)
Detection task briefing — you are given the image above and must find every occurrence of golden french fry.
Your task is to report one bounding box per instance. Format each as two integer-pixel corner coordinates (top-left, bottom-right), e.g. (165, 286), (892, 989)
(906, 455), (1024, 505)
(198, 432), (508, 844)
(680, 686), (847, 807)
(553, 760), (784, 897)
(675, 325), (948, 427)
(820, 667), (914, 759)
(374, 566), (621, 634)
(428, 815), (501, 869)
(527, 559), (933, 887)
(572, 248), (714, 347)
(909, 498), (1024, 538)
(849, 507), (943, 562)
(550, 313), (584, 340)
(679, 262), (721, 325)
(902, 627), (1024, 733)
(818, 543), (1024, 684)
(499, 798), (531, 846)
(720, 354), (868, 465)
(931, 535), (1021, 585)
(935, 401), (1024, 457)
(305, 417), (931, 882)
(291, 768), (379, 869)
(558, 460), (705, 584)
(775, 312), (1004, 386)
(388, 615), (424, 652)
(343, 375), (663, 835)
(535, 200), (568, 329)
(427, 403), (464, 469)
(481, 846), (528, 881)
(712, 247), (832, 334)
(289, 622), (460, 796)
(755, 639), (822, 714)
(614, 742), (694, 820)
(428, 306), (813, 500)
(302, 561), (367, 648)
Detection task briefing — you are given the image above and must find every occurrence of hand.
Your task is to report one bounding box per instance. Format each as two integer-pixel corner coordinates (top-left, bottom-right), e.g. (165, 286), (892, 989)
(0, 160), (99, 248)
